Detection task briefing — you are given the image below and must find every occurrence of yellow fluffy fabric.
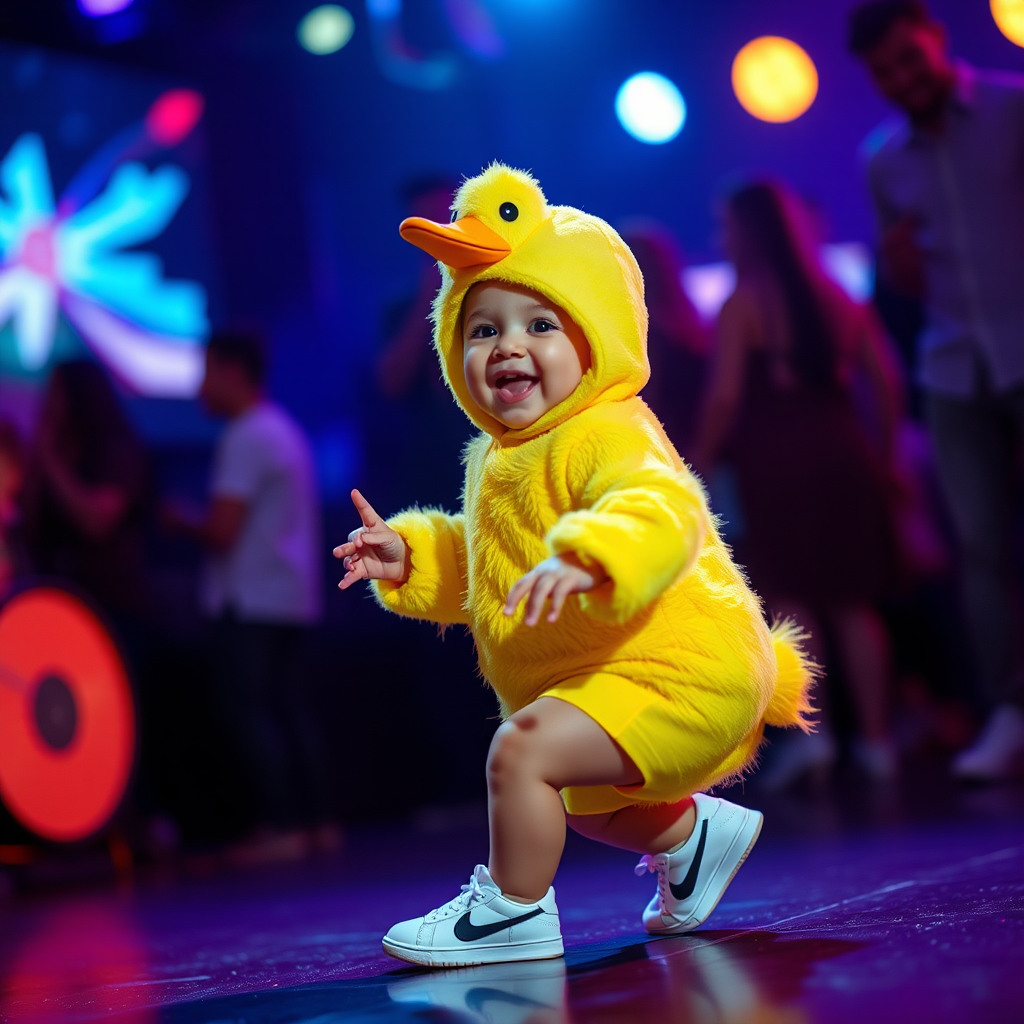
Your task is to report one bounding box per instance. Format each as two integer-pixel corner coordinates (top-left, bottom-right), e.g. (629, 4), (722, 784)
(374, 163), (815, 811)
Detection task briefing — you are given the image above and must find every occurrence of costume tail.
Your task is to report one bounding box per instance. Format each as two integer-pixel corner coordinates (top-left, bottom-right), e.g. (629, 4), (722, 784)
(764, 619), (818, 733)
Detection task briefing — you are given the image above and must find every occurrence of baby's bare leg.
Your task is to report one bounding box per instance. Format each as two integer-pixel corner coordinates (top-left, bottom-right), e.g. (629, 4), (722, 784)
(567, 799), (697, 855)
(486, 697), (642, 903)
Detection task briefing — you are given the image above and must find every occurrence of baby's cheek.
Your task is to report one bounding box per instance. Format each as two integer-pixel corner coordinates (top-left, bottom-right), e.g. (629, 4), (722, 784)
(463, 352), (490, 411)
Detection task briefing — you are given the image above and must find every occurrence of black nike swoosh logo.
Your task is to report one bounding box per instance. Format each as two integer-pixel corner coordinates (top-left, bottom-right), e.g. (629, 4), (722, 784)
(669, 818), (708, 901)
(453, 907), (544, 942)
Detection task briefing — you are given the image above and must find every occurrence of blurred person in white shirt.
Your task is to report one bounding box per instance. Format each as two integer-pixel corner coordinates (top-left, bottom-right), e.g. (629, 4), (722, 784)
(167, 329), (337, 861)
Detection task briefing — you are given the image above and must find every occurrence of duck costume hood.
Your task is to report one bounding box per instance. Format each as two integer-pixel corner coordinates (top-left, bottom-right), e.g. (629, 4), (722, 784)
(400, 163), (649, 439)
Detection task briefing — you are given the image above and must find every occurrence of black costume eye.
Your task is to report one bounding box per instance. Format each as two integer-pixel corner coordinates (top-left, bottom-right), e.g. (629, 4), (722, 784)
(451, 208), (459, 222)
(499, 202), (519, 222)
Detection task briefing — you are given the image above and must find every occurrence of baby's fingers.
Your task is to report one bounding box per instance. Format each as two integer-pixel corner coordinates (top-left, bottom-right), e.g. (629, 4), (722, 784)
(504, 573), (534, 616)
(524, 574), (558, 627)
(547, 576), (577, 623)
(337, 558), (367, 590)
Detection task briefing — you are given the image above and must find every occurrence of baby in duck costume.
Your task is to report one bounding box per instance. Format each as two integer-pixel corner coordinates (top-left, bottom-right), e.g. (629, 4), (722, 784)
(336, 164), (815, 968)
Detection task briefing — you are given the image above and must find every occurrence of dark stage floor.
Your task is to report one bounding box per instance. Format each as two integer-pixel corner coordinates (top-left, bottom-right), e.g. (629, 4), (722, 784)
(1, 778), (1023, 1024)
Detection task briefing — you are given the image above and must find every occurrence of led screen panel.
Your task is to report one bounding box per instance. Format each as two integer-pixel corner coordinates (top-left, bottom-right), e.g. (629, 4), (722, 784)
(0, 44), (214, 398)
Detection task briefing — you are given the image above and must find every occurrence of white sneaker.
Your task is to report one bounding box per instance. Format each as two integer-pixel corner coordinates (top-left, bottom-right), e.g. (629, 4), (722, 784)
(388, 958), (567, 1023)
(382, 864), (564, 968)
(952, 705), (1024, 781)
(635, 793), (763, 935)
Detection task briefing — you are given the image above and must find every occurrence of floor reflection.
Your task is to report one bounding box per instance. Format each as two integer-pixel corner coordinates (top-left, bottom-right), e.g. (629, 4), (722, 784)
(0, 898), (155, 1024)
(381, 930), (863, 1024)
(389, 957), (567, 1023)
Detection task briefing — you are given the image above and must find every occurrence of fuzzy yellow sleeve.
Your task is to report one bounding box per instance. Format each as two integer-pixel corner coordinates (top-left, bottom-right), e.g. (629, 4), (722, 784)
(372, 509), (470, 626)
(546, 425), (709, 624)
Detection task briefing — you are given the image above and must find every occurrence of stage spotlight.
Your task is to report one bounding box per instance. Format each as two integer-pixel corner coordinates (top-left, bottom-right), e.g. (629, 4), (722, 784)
(615, 72), (686, 145)
(298, 5), (355, 55)
(732, 36), (818, 123)
(992, 0), (1024, 47)
(76, 0), (133, 14)
(146, 89), (204, 147)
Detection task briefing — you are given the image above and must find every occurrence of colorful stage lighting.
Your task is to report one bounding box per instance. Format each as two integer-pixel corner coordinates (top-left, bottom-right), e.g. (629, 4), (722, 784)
(732, 36), (818, 123)
(992, 0), (1024, 47)
(298, 5), (355, 55)
(145, 89), (204, 147)
(76, 0), (134, 15)
(615, 72), (686, 145)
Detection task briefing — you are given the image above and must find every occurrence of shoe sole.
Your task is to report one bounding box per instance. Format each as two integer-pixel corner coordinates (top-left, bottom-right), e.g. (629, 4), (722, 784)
(382, 936), (564, 968)
(647, 807), (764, 936)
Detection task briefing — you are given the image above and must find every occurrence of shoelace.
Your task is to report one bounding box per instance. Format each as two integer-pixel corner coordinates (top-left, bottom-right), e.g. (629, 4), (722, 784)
(630, 851), (655, 876)
(634, 854), (668, 906)
(424, 866), (490, 923)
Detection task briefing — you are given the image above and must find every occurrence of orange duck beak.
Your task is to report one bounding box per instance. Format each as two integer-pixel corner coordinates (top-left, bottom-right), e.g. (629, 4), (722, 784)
(399, 215), (511, 269)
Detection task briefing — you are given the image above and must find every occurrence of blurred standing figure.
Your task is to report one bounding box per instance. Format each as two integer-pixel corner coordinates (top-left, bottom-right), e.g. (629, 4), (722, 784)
(692, 181), (904, 785)
(169, 330), (332, 860)
(618, 220), (708, 451)
(0, 420), (28, 600)
(851, 0), (1024, 780)
(25, 360), (151, 626)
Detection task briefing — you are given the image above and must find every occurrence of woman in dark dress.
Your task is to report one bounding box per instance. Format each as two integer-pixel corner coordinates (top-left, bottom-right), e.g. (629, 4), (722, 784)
(24, 359), (152, 630)
(692, 181), (904, 785)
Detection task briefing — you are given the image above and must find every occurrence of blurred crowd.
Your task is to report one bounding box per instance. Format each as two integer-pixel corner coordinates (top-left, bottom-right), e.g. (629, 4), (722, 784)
(1, 0), (1023, 868)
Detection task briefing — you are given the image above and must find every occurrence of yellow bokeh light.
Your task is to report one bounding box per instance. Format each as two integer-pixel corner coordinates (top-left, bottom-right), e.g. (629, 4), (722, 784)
(732, 36), (818, 124)
(992, 0), (1024, 47)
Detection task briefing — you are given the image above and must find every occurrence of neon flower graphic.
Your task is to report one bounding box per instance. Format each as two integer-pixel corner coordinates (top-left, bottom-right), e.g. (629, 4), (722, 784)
(0, 90), (209, 396)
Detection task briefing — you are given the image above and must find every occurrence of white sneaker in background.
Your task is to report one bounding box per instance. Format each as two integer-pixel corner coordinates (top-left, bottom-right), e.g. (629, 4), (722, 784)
(382, 864), (564, 968)
(952, 704), (1024, 782)
(635, 792), (763, 936)
(388, 957), (567, 1024)
(757, 729), (838, 792)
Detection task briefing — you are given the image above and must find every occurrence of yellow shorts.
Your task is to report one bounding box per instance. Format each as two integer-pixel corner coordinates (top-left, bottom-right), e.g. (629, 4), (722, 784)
(542, 672), (764, 816)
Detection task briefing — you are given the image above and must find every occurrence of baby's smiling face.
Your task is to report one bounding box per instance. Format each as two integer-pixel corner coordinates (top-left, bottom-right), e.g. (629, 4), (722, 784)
(461, 282), (590, 430)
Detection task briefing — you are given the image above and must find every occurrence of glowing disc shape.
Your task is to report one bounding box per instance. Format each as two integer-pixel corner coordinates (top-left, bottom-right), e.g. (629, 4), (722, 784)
(992, 0), (1024, 47)
(732, 36), (818, 123)
(298, 5), (355, 54)
(0, 588), (135, 842)
(615, 72), (687, 144)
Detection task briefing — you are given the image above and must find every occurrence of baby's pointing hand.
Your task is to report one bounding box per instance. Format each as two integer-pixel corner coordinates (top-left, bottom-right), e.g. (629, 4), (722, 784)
(334, 489), (408, 590)
(504, 554), (608, 626)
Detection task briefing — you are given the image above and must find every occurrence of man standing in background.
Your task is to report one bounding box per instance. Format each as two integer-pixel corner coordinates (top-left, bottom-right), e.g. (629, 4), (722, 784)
(851, 0), (1024, 779)
(170, 329), (333, 858)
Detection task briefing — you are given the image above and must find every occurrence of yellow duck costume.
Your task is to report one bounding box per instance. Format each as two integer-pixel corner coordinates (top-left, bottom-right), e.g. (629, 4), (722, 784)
(375, 164), (815, 815)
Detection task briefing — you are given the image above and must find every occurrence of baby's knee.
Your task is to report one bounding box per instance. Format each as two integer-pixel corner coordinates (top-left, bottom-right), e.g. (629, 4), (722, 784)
(486, 718), (537, 789)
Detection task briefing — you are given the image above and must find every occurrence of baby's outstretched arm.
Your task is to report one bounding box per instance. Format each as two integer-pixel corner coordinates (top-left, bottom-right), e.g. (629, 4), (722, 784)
(334, 489), (409, 589)
(505, 553), (608, 627)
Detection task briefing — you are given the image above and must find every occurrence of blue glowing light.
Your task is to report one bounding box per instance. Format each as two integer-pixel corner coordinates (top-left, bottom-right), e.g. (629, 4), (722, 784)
(0, 133), (207, 395)
(615, 72), (686, 145)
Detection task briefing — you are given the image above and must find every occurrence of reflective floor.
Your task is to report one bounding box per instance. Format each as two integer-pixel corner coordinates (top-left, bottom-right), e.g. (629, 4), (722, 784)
(1, 780), (1023, 1023)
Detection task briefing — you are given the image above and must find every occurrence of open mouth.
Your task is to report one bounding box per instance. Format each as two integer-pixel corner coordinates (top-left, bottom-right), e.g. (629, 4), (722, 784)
(493, 372), (539, 404)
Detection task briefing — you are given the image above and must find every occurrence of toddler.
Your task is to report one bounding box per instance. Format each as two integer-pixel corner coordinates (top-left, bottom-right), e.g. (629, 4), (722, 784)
(336, 165), (814, 967)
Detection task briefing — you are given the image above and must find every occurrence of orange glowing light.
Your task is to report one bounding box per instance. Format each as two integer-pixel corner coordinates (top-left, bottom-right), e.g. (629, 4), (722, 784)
(732, 36), (818, 123)
(992, 0), (1024, 47)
